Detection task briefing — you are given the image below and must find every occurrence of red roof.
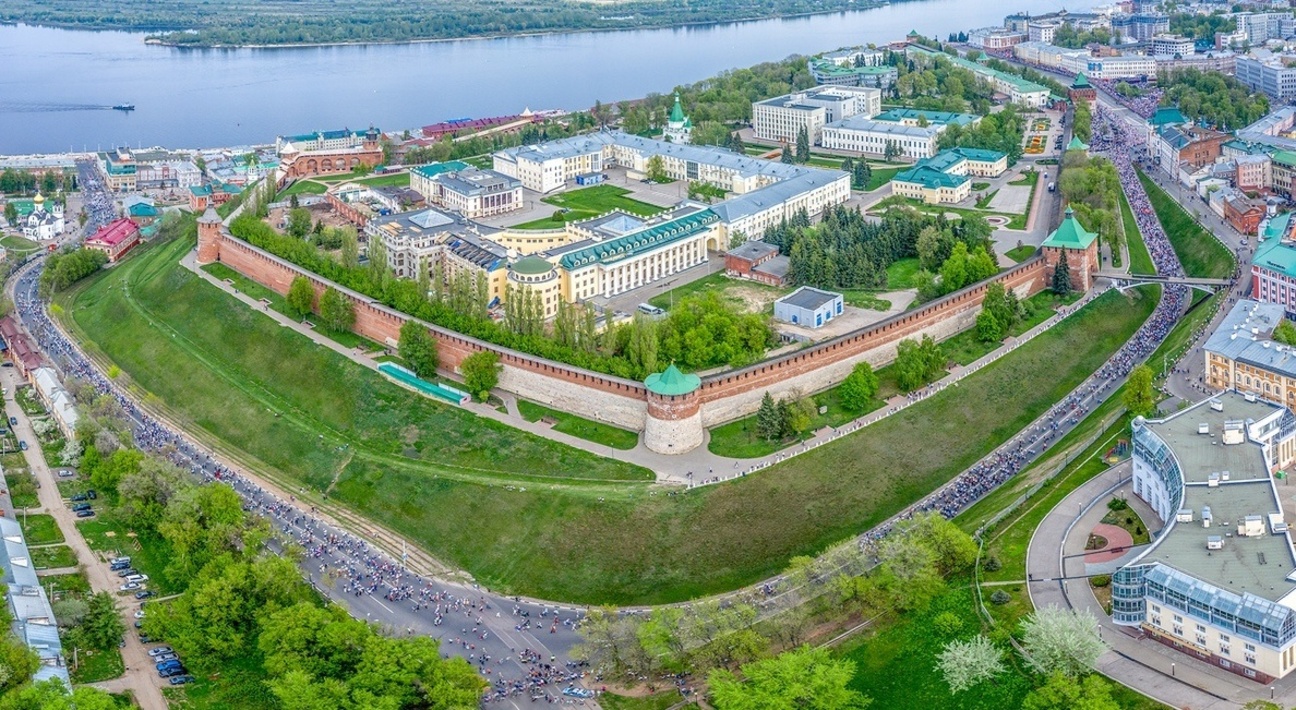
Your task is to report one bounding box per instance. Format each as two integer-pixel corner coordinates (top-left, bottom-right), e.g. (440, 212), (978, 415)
(420, 114), (538, 138)
(87, 218), (139, 247)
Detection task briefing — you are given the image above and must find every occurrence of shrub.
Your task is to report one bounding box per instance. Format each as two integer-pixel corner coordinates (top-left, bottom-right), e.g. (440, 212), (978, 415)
(983, 556), (1002, 573)
(1106, 497), (1128, 511)
(1090, 575), (1111, 588)
(990, 590), (1011, 605)
(933, 611), (964, 638)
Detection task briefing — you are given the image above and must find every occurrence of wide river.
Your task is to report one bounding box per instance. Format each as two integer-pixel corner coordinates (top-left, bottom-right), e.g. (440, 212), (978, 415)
(0, 0), (1090, 155)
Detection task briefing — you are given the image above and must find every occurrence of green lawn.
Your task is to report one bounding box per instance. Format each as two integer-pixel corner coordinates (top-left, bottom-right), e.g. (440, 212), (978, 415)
(1101, 504), (1151, 545)
(647, 270), (787, 312)
(77, 516), (185, 596)
(865, 166), (902, 191)
(1008, 169), (1037, 186)
(163, 649), (273, 710)
(30, 544), (77, 569)
(1005, 245), (1036, 263)
(975, 189), (999, 209)
(600, 692), (698, 710)
(0, 235), (41, 254)
(1119, 187), (1156, 276)
(20, 513), (63, 545)
(44, 571), (91, 596)
(840, 291), (891, 310)
(274, 180), (327, 201)
(1135, 168), (1233, 279)
(516, 400), (640, 450)
(6, 471), (39, 509)
(885, 257), (922, 289)
(61, 224), (1155, 604)
(513, 185), (664, 229)
(878, 197), (1025, 231)
(707, 379), (887, 458)
(70, 645), (124, 684)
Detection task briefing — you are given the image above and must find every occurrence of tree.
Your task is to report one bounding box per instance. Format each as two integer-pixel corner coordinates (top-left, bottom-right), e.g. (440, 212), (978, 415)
(894, 335), (945, 392)
(782, 397), (817, 436)
(646, 155), (667, 182)
(976, 309), (1002, 343)
(796, 126), (810, 163)
(1022, 672), (1120, 710)
(2, 202), (16, 226)
(397, 321), (439, 378)
(77, 593), (125, 651)
(940, 242), (970, 292)
(839, 362), (879, 412)
(756, 392), (784, 441)
(1019, 606), (1105, 677)
(884, 140), (902, 161)
(340, 228), (360, 269)
(286, 276), (315, 319)
(0, 679), (119, 710)
(1275, 319), (1296, 346)
(1122, 364), (1156, 418)
(781, 145), (795, 164)
(460, 351), (500, 401)
(936, 635), (1005, 693)
(1050, 254), (1073, 296)
(0, 637), (38, 695)
(708, 646), (870, 710)
(318, 287), (354, 332)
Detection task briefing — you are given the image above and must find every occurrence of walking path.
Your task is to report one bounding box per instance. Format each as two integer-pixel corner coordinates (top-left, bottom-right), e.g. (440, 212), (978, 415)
(184, 250), (1103, 486)
(0, 367), (167, 710)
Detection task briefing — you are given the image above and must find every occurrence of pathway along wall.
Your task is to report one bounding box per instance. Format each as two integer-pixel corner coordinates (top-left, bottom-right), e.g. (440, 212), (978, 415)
(196, 219), (1048, 438)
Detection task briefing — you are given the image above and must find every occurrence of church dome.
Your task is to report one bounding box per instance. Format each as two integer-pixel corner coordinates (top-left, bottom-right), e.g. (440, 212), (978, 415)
(33, 192), (44, 206)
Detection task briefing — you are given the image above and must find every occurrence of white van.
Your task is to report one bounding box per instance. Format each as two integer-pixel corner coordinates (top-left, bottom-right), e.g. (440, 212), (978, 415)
(125, 574), (149, 584)
(637, 303), (665, 316)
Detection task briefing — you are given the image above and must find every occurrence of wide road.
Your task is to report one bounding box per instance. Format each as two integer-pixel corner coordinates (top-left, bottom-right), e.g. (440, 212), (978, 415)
(9, 263), (600, 709)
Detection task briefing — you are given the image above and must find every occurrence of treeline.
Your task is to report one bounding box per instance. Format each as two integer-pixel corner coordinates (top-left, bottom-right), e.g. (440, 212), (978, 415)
(937, 104), (1027, 162)
(1168, 11), (1235, 40)
(400, 114), (596, 165)
(0, 0), (893, 46)
(1051, 24), (1112, 49)
(64, 385), (488, 708)
(1158, 68), (1269, 131)
(764, 204), (995, 293)
(38, 249), (108, 295)
(229, 214), (771, 378)
(894, 50), (994, 116)
(1059, 151), (1122, 266)
(0, 169), (70, 196)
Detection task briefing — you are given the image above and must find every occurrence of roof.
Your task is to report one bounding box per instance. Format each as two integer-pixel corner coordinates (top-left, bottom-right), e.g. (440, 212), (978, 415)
(1072, 72), (1092, 88)
(1066, 136), (1090, 151)
(754, 254), (790, 279)
(1151, 106), (1187, 127)
(1253, 214), (1296, 280)
(669, 94), (686, 123)
(559, 209), (719, 271)
(727, 241), (778, 262)
(197, 207), (222, 225)
(777, 286), (841, 311)
(644, 364), (701, 396)
(411, 161), (472, 179)
(893, 163), (970, 190)
(1203, 299), (1295, 375)
(511, 255), (554, 275)
(86, 219), (139, 248)
(1040, 207), (1098, 250)
(873, 108), (979, 127)
(950, 147), (1007, 163)
(824, 116), (943, 139)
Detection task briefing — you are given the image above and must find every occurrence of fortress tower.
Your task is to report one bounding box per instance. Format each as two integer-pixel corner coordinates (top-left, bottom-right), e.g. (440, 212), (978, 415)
(643, 364), (704, 454)
(196, 207), (223, 264)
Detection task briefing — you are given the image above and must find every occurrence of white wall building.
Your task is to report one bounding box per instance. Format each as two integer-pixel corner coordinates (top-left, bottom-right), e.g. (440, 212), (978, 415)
(752, 86), (882, 143)
(821, 117), (943, 160)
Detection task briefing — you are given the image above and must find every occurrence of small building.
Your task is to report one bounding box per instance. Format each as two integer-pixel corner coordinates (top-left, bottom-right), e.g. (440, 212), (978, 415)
(0, 317), (42, 378)
(1223, 191), (1266, 236)
(1068, 72), (1096, 104)
(725, 241), (790, 287)
(30, 366), (78, 438)
(663, 94), (693, 144)
(188, 184), (212, 212)
(575, 173), (606, 186)
(1066, 136), (1090, 153)
(123, 195), (160, 226)
(774, 286), (844, 329)
(84, 218), (141, 263)
(1040, 206), (1099, 292)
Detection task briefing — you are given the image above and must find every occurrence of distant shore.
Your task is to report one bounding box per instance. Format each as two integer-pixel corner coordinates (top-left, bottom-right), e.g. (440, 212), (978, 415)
(20, 3), (895, 50)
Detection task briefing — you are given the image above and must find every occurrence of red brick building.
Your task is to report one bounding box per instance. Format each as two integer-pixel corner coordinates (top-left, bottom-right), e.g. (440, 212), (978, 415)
(0, 317), (42, 377)
(1040, 207), (1099, 292)
(724, 241), (790, 287)
(279, 128), (383, 179)
(1223, 192), (1265, 236)
(85, 218), (141, 263)
(1068, 72), (1096, 104)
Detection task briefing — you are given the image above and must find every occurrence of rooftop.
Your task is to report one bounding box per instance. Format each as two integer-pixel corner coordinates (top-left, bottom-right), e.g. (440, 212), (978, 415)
(824, 116), (944, 138)
(727, 241), (779, 262)
(1256, 213), (1296, 280)
(86, 219), (139, 247)
(1040, 207), (1098, 250)
(1204, 299), (1296, 377)
(777, 286), (841, 311)
(644, 363), (701, 396)
(893, 163), (969, 190)
(511, 255), (554, 275)
(872, 108), (980, 127)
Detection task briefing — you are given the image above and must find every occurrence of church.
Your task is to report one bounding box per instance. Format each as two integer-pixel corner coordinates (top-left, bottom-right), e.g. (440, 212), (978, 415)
(22, 193), (64, 241)
(663, 94), (692, 144)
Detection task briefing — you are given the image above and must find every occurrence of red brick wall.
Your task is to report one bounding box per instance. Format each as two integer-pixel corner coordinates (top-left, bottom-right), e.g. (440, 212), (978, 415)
(647, 392), (701, 420)
(210, 227), (1049, 425)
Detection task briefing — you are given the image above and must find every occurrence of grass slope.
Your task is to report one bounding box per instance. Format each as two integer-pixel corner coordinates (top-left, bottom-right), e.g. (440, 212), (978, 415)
(1120, 187), (1156, 276)
(1135, 168), (1233, 279)
(63, 229), (1154, 604)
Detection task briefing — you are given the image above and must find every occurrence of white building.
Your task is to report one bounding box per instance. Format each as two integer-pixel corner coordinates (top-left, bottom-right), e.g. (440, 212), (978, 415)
(821, 47), (886, 67)
(1237, 53), (1296, 102)
(1152, 33), (1196, 58)
(752, 86), (882, 143)
(411, 166), (523, 219)
(30, 367), (78, 438)
(20, 193), (63, 241)
(135, 160), (202, 190)
(821, 118), (943, 160)
(773, 287), (844, 329)
(663, 94), (693, 144)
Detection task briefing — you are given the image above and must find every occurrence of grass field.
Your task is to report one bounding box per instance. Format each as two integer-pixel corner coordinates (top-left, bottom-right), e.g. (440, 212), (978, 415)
(0, 234), (41, 255)
(1135, 168), (1233, 279)
(70, 645), (125, 684)
(865, 166), (902, 191)
(878, 196), (1026, 231)
(1005, 245), (1036, 263)
(30, 544), (77, 569)
(707, 378), (887, 458)
(20, 513), (63, 545)
(516, 400), (639, 450)
(885, 257), (922, 289)
(647, 270), (786, 312)
(62, 226), (1154, 604)
(512, 185), (664, 229)
(1120, 187), (1156, 276)
(275, 180), (327, 201)
(77, 516), (185, 596)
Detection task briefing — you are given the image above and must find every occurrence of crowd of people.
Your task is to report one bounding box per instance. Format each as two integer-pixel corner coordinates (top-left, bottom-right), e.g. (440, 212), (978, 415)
(1091, 78), (1164, 119)
(12, 267), (598, 706)
(74, 159), (115, 234)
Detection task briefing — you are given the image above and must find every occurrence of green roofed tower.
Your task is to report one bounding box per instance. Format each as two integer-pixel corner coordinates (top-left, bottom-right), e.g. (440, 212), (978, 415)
(1041, 207), (1099, 292)
(644, 363), (700, 397)
(643, 363), (704, 454)
(1066, 135), (1089, 152)
(664, 94), (693, 144)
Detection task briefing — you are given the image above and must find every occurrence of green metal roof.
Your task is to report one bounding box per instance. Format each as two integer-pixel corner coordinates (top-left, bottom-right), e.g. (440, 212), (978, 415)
(1041, 207), (1098, 250)
(644, 364), (700, 396)
(511, 255), (554, 275)
(411, 161), (472, 179)
(560, 209), (719, 271)
(1254, 212), (1296, 279)
(1066, 136), (1090, 151)
(893, 164), (969, 189)
(950, 147), (1007, 163)
(189, 185), (212, 197)
(1151, 106), (1186, 127)
(1272, 150), (1296, 167)
(873, 108), (979, 127)
(128, 203), (160, 217)
(1072, 72), (1092, 89)
(669, 94), (686, 124)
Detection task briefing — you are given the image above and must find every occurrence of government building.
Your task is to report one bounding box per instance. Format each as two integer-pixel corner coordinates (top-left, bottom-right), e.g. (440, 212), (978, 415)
(1114, 391), (1296, 684)
(1205, 299), (1296, 408)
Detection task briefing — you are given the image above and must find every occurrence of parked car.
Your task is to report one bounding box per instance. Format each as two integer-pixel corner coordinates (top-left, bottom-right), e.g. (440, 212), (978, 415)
(115, 568), (136, 577)
(139, 635), (152, 644)
(125, 574), (148, 583)
(109, 562), (130, 571)
(154, 653), (177, 663)
(133, 609), (146, 619)
(18, 441), (26, 451)
(70, 494), (87, 502)
(147, 646), (172, 657)
(120, 582), (141, 592)
(158, 667), (185, 678)
(135, 591), (155, 600)
(71, 503), (91, 512)
(109, 557), (130, 566)
(75, 509), (95, 518)
(56, 470), (73, 478)
(169, 675), (194, 685)
(156, 660), (182, 671)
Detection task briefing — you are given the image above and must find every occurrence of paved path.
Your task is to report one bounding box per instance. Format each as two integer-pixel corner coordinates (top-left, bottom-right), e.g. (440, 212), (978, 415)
(0, 368), (167, 710)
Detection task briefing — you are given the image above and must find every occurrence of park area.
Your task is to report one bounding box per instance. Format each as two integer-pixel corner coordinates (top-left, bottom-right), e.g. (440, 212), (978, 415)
(511, 185), (664, 229)
(60, 220), (1156, 604)
(275, 170), (412, 201)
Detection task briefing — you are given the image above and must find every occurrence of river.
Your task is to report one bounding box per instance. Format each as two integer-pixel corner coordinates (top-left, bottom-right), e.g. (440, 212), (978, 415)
(0, 0), (1090, 155)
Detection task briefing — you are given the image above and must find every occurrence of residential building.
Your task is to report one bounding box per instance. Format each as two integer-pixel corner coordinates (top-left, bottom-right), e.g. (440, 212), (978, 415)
(1028, 21), (1060, 44)
(1273, 152), (1296, 197)
(753, 86), (882, 143)
(412, 167), (523, 219)
(890, 147), (1008, 205)
(84, 218), (141, 263)
(30, 367), (77, 438)
(1040, 207), (1099, 292)
(1236, 154), (1274, 194)
(1151, 124), (1231, 173)
(663, 93), (693, 144)
(808, 59), (898, 88)
(135, 160), (201, 190)
(1152, 33), (1196, 58)
(0, 517), (69, 686)
(1113, 391), (1296, 685)
(98, 148), (136, 192)
(724, 241), (789, 287)
(967, 27), (1027, 50)
(1239, 107), (1296, 153)
(1250, 214), (1296, 314)
(774, 287), (844, 329)
(1236, 54), (1296, 102)
(1224, 189), (1267, 235)
(1111, 13), (1170, 42)
(123, 195), (161, 226)
(1238, 12), (1290, 45)
(0, 317), (41, 377)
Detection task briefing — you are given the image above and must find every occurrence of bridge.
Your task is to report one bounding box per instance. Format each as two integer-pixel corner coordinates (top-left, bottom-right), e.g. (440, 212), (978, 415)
(1094, 271), (1231, 289)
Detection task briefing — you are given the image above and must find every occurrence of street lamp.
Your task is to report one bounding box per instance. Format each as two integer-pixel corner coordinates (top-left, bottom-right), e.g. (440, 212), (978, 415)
(1171, 662), (1175, 677)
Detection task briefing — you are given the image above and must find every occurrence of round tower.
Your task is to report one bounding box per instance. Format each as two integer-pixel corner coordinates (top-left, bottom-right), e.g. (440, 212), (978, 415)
(196, 207), (223, 265)
(643, 364), (704, 455)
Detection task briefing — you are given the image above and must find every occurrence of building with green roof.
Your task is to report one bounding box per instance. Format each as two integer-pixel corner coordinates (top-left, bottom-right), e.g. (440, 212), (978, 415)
(644, 364), (701, 397)
(905, 45), (1051, 108)
(891, 147), (1007, 204)
(643, 363), (704, 454)
(872, 108), (980, 128)
(1041, 207), (1099, 291)
(1066, 136), (1090, 152)
(1251, 211), (1296, 312)
(664, 93), (693, 144)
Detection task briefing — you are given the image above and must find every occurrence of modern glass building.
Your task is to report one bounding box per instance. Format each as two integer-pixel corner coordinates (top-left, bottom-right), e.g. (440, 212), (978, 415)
(1114, 391), (1296, 683)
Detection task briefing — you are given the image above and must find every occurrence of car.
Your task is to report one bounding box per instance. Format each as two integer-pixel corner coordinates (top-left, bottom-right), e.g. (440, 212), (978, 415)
(76, 509), (95, 518)
(135, 591), (155, 600)
(56, 470), (73, 478)
(120, 582), (141, 591)
(561, 687), (595, 699)
(154, 653), (177, 663)
(109, 556), (130, 566)
(110, 561), (130, 571)
(116, 568), (136, 577)
(147, 646), (172, 657)
(139, 635), (152, 644)
(18, 442), (26, 451)
(169, 675), (195, 685)
(156, 659), (182, 671)
(134, 609), (146, 619)
(125, 574), (148, 583)
(71, 503), (91, 512)
(8, 418), (15, 426)
(158, 667), (184, 678)
(70, 494), (87, 502)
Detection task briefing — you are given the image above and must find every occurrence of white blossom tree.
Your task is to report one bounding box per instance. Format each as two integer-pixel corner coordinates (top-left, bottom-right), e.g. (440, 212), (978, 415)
(1020, 605), (1105, 676)
(936, 635), (1005, 692)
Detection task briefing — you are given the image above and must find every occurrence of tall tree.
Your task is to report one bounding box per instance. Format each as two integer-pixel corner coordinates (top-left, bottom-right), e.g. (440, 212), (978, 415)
(397, 320), (439, 378)
(708, 645), (870, 710)
(1122, 364), (1156, 418)
(1051, 254), (1073, 296)
(286, 276), (315, 319)
(796, 126), (810, 163)
(839, 362), (879, 412)
(1019, 606), (1105, 677)
(756, 392), (784, 441)
(936, 635), (1005, 693)
(318, 287), (355, 332)
(460, 351), (500, 401)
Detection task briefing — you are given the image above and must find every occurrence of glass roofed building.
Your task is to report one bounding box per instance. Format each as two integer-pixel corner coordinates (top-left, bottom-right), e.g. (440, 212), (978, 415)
(1113, 391), (1296, 683)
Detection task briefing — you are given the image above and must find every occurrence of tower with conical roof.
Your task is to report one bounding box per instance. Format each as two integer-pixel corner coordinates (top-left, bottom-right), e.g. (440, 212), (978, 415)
(196, 207), (224, 265)
(1040, 206), (1099, 292)
(663, 93), (693, 144)
(643, 363), (703, 454)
